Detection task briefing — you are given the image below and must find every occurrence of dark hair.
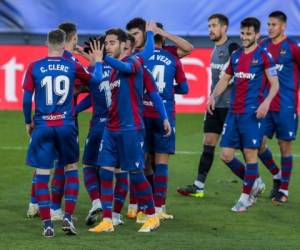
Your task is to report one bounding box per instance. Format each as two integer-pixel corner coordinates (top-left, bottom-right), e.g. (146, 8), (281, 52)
(58, 22), (77, 42)
(241, 17), (261, 33)
(47, 29), (66, 45)
(208, 13), (229, 26)
(126, 17), (146, 32)
(126, 33), (135, 48)
(154, 22), (164, 44)
(269, 11), (287, 23)
(105, 28), (127, 43)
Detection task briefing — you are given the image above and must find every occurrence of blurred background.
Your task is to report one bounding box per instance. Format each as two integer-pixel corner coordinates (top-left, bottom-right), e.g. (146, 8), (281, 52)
(0, 0), (299, 112)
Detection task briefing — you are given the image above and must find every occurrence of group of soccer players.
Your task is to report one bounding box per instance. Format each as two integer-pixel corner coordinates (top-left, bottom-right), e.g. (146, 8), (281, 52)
(23, 18), (192, 237)
(22, 10), (300, 238)
(178, 11), (300, 212)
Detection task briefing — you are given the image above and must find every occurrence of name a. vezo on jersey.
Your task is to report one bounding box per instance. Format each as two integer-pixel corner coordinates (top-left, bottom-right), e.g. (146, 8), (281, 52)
(275, 64), (283, 72)
(149, 54), (171, 65)
(210, 62), (226, 70)
(109, 80), (120, 90)
(234, 72), (255, 80)
(40, 64), (69, 73)
(42, 113), (66, 120)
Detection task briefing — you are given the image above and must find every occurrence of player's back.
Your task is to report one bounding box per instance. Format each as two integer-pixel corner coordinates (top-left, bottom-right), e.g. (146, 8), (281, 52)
(145, 48), (177, 100)
(26, 56), (79, 126)
(107, 55), (144, 131)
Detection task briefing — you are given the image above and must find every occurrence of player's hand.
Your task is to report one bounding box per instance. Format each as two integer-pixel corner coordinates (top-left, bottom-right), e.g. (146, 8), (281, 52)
(146, 21), (156, 33)
(207, 95), (215, 115)
(75, 45), (95, 64)
(26, 123), (34, 137)
(256, 100), (270, 119)
(89, 39), (104, 63)
(163, 119), (172, 137)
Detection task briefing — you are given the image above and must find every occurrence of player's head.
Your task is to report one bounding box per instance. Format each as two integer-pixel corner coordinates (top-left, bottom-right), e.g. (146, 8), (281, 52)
(126, 17), (146, 49)
(208, 13), (229, 42)
(104, 28), (127, 58)
(267, 11), (287, 40)
(240, 17), (260, 48)
(123, 33), (135, 57)
(154, 22), (165, 46)
(58, 22), (78, 50)
(46, 29), (66, 52)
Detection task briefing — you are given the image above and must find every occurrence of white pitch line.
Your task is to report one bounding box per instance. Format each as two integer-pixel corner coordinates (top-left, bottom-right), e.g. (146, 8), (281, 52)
(1, 146), (299, 158)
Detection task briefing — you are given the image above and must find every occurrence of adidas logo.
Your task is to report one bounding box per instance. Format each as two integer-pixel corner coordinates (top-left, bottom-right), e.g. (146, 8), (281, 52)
(289, 131), (293, 137)
(135, 162), (140, 167)
(252, 139), (257, 145)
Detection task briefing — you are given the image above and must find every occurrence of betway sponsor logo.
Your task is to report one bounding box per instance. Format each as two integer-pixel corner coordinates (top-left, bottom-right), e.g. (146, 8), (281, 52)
(234, 71), (255, 80)
(109, 79), (120, 90)
(275, 64), (283, 72)
(42, 113), (66, 121)
(210, 62), (226, 71)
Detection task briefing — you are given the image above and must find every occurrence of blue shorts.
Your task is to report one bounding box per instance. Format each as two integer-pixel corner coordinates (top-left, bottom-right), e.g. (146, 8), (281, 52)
(220, 112), (263, 149)
(262, 110), (298, 141)
(97, 128), (145, 171)
(26, 125), (79, 169)
(82, 121), (106, 166)
(144, 117), (175, 154)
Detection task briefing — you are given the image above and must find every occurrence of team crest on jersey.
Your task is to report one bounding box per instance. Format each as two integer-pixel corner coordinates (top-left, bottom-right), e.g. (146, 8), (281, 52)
(280, 49), (286, 55)
(251, 59), (259, 65)
(218, 50), (225, 58)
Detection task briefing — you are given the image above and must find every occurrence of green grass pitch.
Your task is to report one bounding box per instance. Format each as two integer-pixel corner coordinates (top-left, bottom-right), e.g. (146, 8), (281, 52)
(0, 111), (299, 249)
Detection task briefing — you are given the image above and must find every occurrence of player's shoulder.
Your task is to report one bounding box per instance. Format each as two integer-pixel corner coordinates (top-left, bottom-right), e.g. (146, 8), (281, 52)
(162, 45), (178, 57)
(259, 37), (271, 47)
(286, 36), (300, 47)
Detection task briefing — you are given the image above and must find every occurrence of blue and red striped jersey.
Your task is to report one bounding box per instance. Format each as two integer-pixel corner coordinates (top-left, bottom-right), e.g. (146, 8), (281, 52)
(225, 46), (275, 114)
(87, 63), (112, 126)
(143, 48), (187, 118)
(23, 56), (98, 126)
(106, 55), (144, 131)
(260, 37), (300, 111)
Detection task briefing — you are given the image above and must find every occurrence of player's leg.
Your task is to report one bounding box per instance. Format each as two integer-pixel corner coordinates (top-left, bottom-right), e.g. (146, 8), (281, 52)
(82, 123), (105, 225)
(272, 110), (297, 204)
(113, 168), (128, 226)
(89, 129), (117, 233)
(50, 160), (65, 220)
(219, 113), (245, 180)
(26, 170), (39, 218)
(177, 108), (226, 197)
(56, 125), (80, 235)
(120, 129), (159, 232)
(272, 140), (292, 204)
(26, 126), (56, 237)
(258, 112), (280, 197)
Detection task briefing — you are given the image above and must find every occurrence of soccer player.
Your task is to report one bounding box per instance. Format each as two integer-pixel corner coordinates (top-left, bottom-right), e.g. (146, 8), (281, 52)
(22, 29), (103, 237)
(26, 22), (88, 220)
(177, 14), (240, 198)
(141, 22), (189, 220)
(258, 11), (300, 203)
(126, 17), (193, 219)
(88, 28), (171, 233)
(207, 17), (279, 212)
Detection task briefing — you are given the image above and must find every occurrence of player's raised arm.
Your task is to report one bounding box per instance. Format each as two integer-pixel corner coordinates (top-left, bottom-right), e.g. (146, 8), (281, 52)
(137, 22), (155, 60)
(104, 54), (141, 73)
(153, 25), (194, 58)
(75, 39), (104, 84)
